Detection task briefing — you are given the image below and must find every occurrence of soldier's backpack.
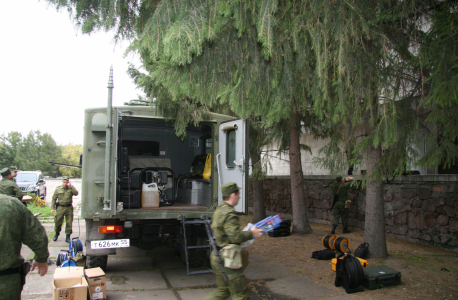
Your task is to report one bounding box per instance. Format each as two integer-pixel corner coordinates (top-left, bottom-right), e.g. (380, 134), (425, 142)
(354, 242), (369, 259)
(311, 249), (336, 260)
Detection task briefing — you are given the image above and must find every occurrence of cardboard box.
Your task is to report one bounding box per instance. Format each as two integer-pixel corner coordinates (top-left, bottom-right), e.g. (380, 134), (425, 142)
(53, 266), (88, 300)
(53, 275), (88, 300)
(85, 267), (107, 300)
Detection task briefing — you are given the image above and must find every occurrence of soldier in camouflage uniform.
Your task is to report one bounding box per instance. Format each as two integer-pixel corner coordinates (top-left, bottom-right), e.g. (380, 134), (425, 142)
(9, 165), (18, 181)
(204, 182), (262, 300)
(0, 194), (49, 299)
(51, 176), (78, 243)
(330, 176), (354, 234)
(0, 167), (23, 202)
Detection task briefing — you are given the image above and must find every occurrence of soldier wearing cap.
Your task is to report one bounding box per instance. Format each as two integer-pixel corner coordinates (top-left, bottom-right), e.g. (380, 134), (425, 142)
(51, 176), (78, 243)
(0, 167), (23, 203)
(204, 182), (263, 300)
(0, 194), (49, 299)
(9, 165), (18, 181)
(330, 176), (354, 234)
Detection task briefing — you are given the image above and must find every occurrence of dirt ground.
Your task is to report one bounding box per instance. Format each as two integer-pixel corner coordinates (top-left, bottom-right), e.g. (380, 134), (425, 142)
(240, 214), (458, 300)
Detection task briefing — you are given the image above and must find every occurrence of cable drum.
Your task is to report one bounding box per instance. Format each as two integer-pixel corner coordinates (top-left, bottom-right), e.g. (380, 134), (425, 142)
(342, 255), (364, 289)
(69, 239), (84, 256)
(322, 235), (336, 250)
(56, 253), (63, 266)
(334, 237), (350, 253)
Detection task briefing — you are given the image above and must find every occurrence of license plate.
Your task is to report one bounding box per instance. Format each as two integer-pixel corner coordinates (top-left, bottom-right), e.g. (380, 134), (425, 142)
(91, 239), (130, 249)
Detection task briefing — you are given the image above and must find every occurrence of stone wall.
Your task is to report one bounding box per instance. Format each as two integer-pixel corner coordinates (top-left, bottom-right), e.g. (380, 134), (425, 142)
(248, 175), (458, 252)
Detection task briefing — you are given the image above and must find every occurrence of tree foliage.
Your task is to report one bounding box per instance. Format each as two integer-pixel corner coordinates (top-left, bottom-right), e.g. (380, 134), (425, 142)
(0, 131), (23, 167)
(59, 144), (83, 178)
(42, 0), (458, 249)
(15, 131), (62, 174)
(0, 131), (83, 176)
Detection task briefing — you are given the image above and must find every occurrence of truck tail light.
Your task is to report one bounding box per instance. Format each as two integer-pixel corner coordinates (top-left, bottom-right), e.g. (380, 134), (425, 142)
(98, 225), (123, 234)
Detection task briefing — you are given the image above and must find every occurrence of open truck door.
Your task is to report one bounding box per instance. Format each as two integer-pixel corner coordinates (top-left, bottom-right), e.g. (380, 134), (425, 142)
(217, 118), (249, 213)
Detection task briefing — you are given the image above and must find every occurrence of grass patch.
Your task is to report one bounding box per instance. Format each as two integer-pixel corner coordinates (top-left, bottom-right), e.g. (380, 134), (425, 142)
(435, 257), (445, 263)
(27, 204), (52, 217)
(406, 256), (428, 265)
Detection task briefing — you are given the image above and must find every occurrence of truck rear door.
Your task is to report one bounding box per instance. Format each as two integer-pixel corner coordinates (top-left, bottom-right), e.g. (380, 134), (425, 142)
(217, 118), (249, 213)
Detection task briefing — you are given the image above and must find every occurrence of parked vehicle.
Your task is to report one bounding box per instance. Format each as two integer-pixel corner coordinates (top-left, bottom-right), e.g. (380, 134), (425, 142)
(16, 170), (47, 199)
(81, 70), (249, 271)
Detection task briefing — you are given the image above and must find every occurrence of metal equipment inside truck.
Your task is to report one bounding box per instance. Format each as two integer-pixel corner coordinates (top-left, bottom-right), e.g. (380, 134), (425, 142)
(80, 68), (249, 274)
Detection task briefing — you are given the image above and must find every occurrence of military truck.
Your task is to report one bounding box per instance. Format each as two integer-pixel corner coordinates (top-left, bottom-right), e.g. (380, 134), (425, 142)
(81, 69), (249, 271)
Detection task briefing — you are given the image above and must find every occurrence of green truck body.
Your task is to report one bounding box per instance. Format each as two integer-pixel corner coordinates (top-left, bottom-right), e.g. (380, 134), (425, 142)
(81, 94), (249, 269)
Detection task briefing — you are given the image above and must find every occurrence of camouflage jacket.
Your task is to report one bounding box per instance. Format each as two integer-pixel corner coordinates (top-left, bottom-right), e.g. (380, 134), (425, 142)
(0, 177), (22, 201)
(330, 181), (353, 202)
(0, 194), (49, 270)
(211, 201), (252, 248)
(52, 185), (78, 208)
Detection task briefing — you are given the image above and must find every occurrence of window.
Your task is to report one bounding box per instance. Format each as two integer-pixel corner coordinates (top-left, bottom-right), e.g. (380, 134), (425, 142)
(16, 173), (38, 182)
(226, 130), (236, 168)
(205, 138), (212, 154)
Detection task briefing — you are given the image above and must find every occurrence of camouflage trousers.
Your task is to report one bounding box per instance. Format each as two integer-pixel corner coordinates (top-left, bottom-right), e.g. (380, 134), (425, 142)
(203, 252), (250, 300)
(332, 201), (349, 228)
(0, 273), (21, 300)
(54, 206), (73, 235)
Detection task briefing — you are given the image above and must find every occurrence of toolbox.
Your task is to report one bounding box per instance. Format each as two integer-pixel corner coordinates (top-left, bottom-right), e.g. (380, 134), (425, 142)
(332, 256), (368, 271)
(363, 265), (402, 290)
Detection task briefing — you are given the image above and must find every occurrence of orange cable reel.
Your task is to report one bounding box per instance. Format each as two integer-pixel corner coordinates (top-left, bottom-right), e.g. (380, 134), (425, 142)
(322, 235), (337, 250)
(334, 236), (350, 253)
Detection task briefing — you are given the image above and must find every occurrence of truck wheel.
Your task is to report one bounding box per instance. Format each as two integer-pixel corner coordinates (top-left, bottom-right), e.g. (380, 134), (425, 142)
(42, 188), (46, 200)
(86, 255), (108, 271)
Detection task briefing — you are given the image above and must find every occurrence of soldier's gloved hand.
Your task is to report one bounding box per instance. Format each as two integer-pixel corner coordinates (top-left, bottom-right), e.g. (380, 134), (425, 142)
(51, 210), (55, 215)
(250, 226), (263, 239)
(31, 261), (48, 276)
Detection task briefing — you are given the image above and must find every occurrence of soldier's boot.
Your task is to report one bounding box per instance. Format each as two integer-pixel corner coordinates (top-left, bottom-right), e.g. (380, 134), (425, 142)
(65, 234), (71, 243)
(331, 225), (337, 234)
(53, 233), (59, 242)
(343, 228), (351, 234)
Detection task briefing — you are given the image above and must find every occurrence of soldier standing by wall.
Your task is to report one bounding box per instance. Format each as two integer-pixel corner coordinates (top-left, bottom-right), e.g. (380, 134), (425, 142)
(51, 176), (78, 243)
(330, 176), (354, 234)
(0, 194), (49, 299)
(0, 167), (23, 203)
(204, 182), (263, 300)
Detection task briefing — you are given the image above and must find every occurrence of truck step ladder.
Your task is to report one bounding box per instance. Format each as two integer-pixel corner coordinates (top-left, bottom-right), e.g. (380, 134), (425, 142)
(181, 215), (226, 279)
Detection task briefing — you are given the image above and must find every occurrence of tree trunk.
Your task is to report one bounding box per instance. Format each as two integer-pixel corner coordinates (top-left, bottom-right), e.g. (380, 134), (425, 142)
(250, 148), (266, 223)
(290, 112), (313, 234)
(363, 93), (388, 258)
(363, 144), (388, 258)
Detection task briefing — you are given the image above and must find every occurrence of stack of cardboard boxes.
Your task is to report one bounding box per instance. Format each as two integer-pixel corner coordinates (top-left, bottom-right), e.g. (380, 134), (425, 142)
(52, 267), (106, 300)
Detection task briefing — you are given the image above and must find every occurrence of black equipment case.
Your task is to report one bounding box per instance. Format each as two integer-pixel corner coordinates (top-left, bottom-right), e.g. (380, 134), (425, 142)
(268, 227), (291, 237)
(119, 173), (142, 189)
(363, 265), (402, 290)
(120, 189), (141, 209)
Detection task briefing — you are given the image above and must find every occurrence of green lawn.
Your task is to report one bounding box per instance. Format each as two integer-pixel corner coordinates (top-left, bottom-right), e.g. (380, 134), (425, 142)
(27, 204), (52, 217)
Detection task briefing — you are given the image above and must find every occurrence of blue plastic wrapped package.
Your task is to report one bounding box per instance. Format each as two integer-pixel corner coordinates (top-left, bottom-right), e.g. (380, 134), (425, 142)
(243, 215), (282, 235)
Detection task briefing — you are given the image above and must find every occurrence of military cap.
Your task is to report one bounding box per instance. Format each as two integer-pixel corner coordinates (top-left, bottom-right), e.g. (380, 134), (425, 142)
(9, 165), (18, 171)
(62, 176), (70, 181)
(221, 182), (241, 196)
(336, 176), (343, 182)
(0, 167), (11, 176)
